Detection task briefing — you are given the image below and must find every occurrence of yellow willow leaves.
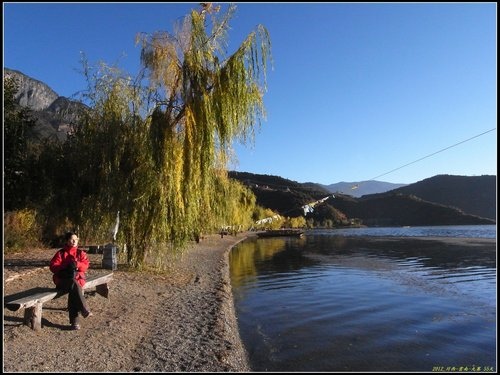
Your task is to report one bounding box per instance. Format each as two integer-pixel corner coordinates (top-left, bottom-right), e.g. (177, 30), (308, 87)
(137, 31), (181, 94)
(72, 4), (271, 268)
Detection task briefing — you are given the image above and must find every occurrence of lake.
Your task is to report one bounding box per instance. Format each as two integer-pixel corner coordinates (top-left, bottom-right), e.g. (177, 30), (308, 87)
(229, 225), (496, 372)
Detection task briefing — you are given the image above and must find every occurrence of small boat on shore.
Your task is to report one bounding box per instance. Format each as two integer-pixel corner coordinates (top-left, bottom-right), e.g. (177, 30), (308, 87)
(256, 229), (305, 238)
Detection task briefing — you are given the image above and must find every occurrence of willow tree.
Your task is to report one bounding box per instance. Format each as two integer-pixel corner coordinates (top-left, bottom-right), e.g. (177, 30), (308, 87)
(70, 3), (271, 268)
(133, 3), (271, 256)
(66, 61), (156, 262)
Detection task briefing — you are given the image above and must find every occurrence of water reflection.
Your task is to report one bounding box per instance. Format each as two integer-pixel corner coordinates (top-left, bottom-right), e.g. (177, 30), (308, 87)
(231, 235), (496, 288)
(230, 237), (313, 287)
(315, 225), (497, 239)
(303, 235), (496, 270)
(230, 232), (496, 372)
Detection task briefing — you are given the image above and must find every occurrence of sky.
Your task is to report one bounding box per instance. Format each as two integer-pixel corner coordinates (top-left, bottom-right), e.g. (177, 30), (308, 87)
(3, 2), (497, 185)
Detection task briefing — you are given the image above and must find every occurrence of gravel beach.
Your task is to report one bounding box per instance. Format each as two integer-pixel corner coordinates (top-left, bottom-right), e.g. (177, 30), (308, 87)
(3, 233), (255, 372)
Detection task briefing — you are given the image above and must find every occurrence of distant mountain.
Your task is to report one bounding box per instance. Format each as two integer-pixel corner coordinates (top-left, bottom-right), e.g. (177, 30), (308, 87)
(365, 174), (496, 220)
(4, 67), (86, 142)
(4, 68), (59, 110)
(229, 171), (496, 227)
(228, 171), (332, 218)
(323, 180), (407, 197)
(229, 171), (331, 195)
(331, 192), (494, 227)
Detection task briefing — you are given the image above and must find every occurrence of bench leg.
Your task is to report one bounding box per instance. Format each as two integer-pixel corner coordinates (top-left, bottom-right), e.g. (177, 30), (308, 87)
(95, 283), (109, 299)
(24, 303), (43, 331)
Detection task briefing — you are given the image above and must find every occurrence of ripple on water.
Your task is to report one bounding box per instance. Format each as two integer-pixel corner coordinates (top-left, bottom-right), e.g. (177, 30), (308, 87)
(231, 231), (496, 372)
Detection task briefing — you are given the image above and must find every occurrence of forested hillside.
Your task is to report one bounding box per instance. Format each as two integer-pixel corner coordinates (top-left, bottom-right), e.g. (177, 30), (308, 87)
(229, 171), (496, 227)
(369, 174), (496, 220)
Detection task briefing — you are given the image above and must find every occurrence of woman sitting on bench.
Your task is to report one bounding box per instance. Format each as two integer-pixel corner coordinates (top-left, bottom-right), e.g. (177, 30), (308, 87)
(49, 231), (92, 330)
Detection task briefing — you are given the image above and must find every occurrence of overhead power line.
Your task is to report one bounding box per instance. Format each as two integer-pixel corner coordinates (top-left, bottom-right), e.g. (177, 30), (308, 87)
(366, 127), (496, 182)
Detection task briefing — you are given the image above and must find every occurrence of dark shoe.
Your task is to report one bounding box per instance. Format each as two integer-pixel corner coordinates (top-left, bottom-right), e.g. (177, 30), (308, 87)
(82, 310), (93, 318)
(71, 323), (81, 330)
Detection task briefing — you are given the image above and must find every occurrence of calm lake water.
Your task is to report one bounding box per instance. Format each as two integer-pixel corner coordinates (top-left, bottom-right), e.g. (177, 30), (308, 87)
(229, 225), (497, 372)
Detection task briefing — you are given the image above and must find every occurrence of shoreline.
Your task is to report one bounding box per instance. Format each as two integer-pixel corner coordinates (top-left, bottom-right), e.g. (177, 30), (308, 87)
(4, 233), (255, 372)
(3, 232), (495, 372)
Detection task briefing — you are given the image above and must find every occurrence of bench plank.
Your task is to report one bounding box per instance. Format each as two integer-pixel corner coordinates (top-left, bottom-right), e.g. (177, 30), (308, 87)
(5, 290), (61, 312)
(4, 273), (113, 330)
(5, 273), (113, 311)
(83, 273), (114, 290)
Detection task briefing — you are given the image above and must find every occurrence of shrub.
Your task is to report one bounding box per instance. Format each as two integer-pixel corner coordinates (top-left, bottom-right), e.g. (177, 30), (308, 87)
(4, 209), (42, 252)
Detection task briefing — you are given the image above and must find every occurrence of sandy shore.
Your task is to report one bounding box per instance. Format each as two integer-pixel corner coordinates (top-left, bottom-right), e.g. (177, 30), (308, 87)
(3, 233), (255, 372)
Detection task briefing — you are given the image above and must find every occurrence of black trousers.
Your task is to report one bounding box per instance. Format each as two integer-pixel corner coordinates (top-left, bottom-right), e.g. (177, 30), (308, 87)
(56, 278), (89, 324)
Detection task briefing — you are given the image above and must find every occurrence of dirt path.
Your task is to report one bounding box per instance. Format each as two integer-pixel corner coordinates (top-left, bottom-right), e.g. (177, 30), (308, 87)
(3, 233), (254, 372)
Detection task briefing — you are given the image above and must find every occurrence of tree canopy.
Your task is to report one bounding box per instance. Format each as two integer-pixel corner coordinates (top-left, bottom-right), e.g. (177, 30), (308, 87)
(70, 3), (272, 267)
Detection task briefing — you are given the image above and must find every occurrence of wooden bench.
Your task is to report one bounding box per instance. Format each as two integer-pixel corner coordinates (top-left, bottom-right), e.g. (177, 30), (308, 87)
(4, 273), (113, 331)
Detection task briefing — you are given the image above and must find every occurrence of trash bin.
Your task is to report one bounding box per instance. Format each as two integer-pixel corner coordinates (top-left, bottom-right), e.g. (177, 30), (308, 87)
(102, 244), (117, 270)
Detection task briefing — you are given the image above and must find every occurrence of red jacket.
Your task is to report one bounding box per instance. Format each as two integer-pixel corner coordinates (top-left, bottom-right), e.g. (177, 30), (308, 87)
(49, 245), (90, 287)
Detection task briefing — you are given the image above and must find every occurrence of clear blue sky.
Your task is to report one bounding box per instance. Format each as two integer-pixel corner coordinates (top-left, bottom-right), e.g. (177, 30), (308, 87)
(3, 2), (497, 185)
